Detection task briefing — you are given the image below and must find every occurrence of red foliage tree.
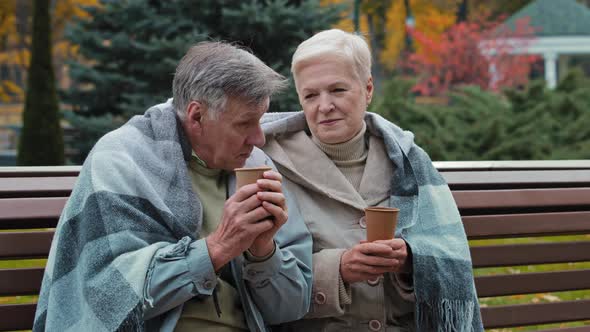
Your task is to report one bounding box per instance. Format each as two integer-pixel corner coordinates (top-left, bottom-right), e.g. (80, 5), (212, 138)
(402, 16), (539, 96)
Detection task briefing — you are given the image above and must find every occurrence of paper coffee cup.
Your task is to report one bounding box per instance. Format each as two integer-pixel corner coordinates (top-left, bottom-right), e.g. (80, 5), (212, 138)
(234, 166), (272, 189)
(364, 207), (399, 242)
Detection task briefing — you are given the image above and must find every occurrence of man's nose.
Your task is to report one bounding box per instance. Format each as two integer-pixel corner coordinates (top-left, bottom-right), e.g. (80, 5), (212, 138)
(247, 125), (266, 148)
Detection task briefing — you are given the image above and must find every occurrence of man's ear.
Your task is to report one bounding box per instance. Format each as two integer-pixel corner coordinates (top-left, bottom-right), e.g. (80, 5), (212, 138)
(186, 101), (205, 132)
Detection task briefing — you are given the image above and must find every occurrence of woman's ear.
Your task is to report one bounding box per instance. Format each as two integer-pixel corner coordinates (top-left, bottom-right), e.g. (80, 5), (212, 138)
(366, 77), (374, 105)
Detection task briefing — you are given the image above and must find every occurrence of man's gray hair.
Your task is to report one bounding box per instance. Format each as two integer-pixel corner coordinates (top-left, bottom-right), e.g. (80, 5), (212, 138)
(173, 41), (288, 120)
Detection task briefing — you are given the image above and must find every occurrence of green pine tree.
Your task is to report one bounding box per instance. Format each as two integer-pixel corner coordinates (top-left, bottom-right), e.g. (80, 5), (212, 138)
(63, 0), (342, 163)
(372, 71), (590, 162)
(18, 0), (64, 165)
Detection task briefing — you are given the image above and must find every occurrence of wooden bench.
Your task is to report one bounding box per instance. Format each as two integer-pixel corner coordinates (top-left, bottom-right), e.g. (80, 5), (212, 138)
(1, 162), (590, 331)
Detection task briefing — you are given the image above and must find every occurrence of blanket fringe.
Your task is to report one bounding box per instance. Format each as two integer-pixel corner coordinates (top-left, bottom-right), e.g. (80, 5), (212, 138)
(416, 299), (474, 332)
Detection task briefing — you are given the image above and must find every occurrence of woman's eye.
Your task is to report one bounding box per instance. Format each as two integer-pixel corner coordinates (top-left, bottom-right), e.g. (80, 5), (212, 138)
(304, 93), (317, 99)
(333, 88), (346, 93)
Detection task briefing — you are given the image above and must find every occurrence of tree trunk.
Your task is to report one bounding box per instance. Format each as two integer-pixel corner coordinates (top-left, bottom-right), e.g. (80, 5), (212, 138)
(456, 0), (468, 23)
(367, 13), (385, 94)
(18, 0), (64, 165)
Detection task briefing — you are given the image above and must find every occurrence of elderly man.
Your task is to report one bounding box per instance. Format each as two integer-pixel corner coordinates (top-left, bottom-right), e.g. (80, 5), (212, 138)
(33, 42), (312, 332)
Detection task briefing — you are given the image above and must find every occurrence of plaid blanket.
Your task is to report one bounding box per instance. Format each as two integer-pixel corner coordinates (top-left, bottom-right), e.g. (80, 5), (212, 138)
(33, 101), (200, 331)
(261, 111), (484, 331)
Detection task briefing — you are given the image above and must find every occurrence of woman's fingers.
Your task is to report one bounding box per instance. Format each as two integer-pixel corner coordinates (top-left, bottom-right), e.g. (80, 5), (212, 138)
(358, 242), (394, 257)
(345, 262), (396, 275)
(374, 238), (405, 250)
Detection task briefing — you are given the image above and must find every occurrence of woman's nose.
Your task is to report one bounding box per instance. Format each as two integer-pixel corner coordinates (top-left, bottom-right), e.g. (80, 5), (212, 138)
(318, 94), (334, 113)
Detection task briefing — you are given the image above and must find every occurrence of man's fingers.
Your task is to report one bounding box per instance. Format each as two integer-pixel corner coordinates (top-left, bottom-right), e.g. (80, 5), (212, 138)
(232, 183), (261, 201)
(239, 193), (264, 212)
(250, 219), (274, 234)
(262, 170), (282, 182)
(261, 201), (287, 224)
(256, 191), (286, 207)
(257, 179), (282, 193)
(243, 206), (272, 223)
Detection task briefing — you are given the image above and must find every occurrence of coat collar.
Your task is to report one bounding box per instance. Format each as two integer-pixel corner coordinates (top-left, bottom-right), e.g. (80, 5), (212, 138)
(263, 124), (393, 211)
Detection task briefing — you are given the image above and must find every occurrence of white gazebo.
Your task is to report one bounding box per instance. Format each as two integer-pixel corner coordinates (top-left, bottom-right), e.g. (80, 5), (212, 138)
(482, 0), (590, 89)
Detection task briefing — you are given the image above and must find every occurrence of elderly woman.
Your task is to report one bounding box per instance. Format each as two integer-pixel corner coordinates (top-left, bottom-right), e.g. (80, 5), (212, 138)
(261, 29), (483, 331)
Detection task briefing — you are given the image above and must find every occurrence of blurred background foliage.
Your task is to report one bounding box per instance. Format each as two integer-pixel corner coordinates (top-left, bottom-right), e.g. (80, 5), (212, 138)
(0, 0), (589, 164)
(371, 69), (590, 161)
(62, 0), (343, 163)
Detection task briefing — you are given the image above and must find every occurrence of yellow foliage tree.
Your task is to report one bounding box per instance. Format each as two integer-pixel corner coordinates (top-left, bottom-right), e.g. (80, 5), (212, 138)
(0, 0), (98, 104)
(322, 0), (459, 70)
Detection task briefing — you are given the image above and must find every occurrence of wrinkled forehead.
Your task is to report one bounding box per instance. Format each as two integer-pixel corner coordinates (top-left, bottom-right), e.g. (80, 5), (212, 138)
(226, 96), (270, 118)
(295, 53), (354, 74)
(295, 55), (360, 85)
(295, 57), (360, 89)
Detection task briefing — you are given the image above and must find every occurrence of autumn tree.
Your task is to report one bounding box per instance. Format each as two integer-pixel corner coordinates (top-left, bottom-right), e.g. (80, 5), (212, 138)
(402, 16), (538, 96)
(0, 0), (98, 103)
(0, 0), (29, 102)
(324, 0), (535, 91)
(324, 0), (461, 91)
(17, 0), (63, 165)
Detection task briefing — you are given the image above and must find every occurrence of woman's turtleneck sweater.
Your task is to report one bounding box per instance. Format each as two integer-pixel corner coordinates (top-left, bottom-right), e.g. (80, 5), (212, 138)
(311, 122), (368, 191)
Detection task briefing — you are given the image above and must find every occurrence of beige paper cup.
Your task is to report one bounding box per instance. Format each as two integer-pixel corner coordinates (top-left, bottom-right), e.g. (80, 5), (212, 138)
(234, 166), (272, 189)
(364, 207), (399, 242)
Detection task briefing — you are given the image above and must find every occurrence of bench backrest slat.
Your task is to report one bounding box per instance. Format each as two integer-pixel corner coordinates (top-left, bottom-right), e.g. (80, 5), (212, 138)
(0, 231), (54, 259)
(0, 268), (44, 296)
(0, 304), (37, 331)
(481, 299), (590, 329)
(454, 188), (590, 211)
(463, 211), (590, 239)
(0, 166), (81, 178)
(0, 197), (67, 220)
(0, 177), (77, 198)
(470, 241), (590, 267)
(475, 269), (590, 297)
(442, 169), (590, 189)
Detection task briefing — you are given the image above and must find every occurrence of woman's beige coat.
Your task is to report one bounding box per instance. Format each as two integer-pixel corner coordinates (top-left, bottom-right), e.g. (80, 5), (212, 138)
(263, 124), (415, 332)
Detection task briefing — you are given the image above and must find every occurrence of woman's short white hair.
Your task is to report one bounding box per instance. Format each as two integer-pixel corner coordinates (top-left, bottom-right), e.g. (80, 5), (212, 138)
(291, 29), (372, 85)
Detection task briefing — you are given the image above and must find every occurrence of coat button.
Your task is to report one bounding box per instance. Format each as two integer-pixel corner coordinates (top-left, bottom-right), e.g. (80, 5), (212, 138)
(369, 319), (382, 331)
(367, 277), (380, 286)
(314, 291), (327, 304)
(203, 280), (214, 290)
(359, 216), (367, 229)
